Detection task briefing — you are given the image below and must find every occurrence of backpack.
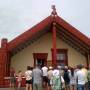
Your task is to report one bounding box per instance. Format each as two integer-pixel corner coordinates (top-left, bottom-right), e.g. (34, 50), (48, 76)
(87, 70), (90, 81)
(64, 71), (70, 84)
(53, 76), (62, 90)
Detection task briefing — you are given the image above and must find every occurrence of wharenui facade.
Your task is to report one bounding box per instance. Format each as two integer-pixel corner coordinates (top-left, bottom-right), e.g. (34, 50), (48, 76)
(0, 6), (90, 87)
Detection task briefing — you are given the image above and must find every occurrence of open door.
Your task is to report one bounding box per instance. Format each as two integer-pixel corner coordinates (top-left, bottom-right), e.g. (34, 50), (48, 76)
(33, 53), (48, 67)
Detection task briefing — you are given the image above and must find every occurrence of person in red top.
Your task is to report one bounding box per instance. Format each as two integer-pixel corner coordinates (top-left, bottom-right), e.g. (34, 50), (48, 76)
(10, 67), (16, 90)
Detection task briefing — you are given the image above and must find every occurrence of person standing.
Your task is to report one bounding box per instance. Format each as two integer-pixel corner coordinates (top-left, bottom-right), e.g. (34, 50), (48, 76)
(42, 65), (48, 89)
(25, 66), (32, 90)
(69, 67), (77, 90)
(32, 65), (43, 90)
(87, 65), (90, 90)
(51, 66), (64, 90)
(63, 66), (70, 90)
(10, 67), (16, 90)
(81, 65), (88, 90)
(17, 70), (22, 90)
(57, 66), (65, 90)
(76, 64), (86, 90)
(47, 66), (53, 90)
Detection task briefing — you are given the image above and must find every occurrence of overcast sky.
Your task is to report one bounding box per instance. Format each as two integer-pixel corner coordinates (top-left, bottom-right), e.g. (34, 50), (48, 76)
(0, 0), (90, 42)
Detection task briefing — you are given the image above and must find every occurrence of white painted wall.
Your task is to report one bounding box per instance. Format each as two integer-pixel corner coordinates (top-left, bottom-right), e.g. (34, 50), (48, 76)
(11, 32), (86, 73)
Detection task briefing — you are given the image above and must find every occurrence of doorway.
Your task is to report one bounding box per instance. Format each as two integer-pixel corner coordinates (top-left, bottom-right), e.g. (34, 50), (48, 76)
(33, 53), (48, 67)
(36, 58), (45, 67)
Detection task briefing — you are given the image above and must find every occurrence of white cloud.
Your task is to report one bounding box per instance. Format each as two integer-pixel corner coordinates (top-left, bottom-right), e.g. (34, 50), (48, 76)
(0, 0), (90, 43)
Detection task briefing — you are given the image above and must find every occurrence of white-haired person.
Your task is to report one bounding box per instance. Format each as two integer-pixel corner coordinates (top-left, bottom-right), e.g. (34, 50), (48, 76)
(57, 65), (65, 89)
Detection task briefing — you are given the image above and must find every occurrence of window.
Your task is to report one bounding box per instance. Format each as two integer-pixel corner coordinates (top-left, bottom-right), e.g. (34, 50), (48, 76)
(57, 53), (65, 61)
(51, 49), (68, 66)
(57, 52), (67, 66)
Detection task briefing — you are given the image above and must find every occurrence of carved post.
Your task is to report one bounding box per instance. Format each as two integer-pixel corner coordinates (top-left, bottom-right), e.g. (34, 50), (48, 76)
(52, 23), (57, 66)
(51, 5), (57, 67)
(0, 38), (9, 86)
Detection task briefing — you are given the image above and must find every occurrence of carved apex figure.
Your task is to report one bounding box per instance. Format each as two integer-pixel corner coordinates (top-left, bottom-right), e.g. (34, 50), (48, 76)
(51, 5), (57, 17)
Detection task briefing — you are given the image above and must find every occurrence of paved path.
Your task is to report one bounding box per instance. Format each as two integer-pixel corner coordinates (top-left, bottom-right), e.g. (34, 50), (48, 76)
(0, 87), (46, 90)
(0, 87), (25, 90)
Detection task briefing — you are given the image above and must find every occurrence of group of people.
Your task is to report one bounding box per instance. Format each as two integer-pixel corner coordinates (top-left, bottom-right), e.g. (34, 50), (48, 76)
(9, 64), (90, 90)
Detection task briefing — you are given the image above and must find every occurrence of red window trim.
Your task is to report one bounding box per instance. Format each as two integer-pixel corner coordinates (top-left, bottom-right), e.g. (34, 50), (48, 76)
(51, 48), (68, 66)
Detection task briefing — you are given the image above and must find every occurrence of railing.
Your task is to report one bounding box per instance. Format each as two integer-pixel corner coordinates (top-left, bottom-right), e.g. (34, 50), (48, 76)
(4, 77), (26, 87)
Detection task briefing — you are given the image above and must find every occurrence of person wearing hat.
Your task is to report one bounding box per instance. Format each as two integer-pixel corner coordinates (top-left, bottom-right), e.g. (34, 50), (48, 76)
(47, 66), (53, 90)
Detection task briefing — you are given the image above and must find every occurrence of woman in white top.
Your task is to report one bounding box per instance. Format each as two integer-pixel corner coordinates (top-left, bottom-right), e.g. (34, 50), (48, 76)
(25, 66), (32, 90)
(69, 67), (77, 90)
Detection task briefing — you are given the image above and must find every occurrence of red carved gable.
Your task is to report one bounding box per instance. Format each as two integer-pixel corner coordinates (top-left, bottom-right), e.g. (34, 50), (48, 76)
(6, 15), (90, 52)
(55, 16), (90, 46)
(8, 16), (53, 51)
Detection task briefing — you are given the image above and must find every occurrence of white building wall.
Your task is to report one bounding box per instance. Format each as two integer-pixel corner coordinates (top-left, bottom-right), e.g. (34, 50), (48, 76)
(11, 32), (86, 73)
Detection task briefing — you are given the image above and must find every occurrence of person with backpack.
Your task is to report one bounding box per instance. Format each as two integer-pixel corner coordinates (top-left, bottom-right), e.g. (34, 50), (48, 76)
(50, 66), (64, 90)
(63, 66), (70, 90)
